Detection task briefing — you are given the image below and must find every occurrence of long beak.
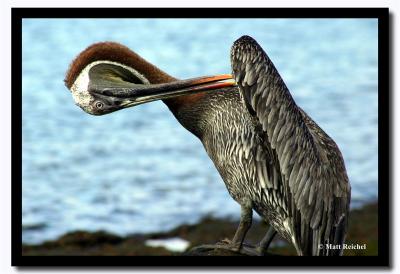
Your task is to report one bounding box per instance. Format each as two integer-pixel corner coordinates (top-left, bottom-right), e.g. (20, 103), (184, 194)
(90, 74), (236, 108)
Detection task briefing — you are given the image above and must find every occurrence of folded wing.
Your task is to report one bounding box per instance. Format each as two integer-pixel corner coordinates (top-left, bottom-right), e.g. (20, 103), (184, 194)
(230, 35), (351, 255)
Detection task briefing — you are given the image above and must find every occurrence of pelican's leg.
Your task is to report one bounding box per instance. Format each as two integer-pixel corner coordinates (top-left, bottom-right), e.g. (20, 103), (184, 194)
(227, 201), (253, 251)
(229, 225), (277, 256)
(190, 201), (254, 255)
(255, 226), (277, 255)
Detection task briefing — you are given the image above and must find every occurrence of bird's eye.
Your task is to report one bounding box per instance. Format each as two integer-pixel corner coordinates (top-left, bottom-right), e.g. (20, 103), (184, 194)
(95, 101), (104, 109)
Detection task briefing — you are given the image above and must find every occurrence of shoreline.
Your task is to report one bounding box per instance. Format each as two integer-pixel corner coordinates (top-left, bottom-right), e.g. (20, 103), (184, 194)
(22, 201), (378, 256)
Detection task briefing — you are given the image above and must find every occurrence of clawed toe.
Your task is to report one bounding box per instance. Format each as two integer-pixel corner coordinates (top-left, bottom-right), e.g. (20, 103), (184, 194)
(189, 241), (264, 256)
(218, 238), (232, 245)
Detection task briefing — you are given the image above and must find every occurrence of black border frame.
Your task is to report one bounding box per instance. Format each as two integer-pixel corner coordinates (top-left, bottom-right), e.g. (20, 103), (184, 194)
(12, 7), (390, 267)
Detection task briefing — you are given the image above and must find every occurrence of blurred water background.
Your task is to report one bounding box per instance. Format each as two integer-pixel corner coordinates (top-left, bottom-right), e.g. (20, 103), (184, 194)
(22, 19), (378, 244)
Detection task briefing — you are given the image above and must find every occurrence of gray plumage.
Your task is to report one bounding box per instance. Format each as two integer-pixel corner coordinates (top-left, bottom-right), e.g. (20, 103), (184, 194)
(229, 35), (351, 255)
(172, 36), (351, 256)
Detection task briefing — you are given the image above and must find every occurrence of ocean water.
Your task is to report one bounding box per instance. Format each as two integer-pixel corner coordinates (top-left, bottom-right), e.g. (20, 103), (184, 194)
(22, 19), (378, 244)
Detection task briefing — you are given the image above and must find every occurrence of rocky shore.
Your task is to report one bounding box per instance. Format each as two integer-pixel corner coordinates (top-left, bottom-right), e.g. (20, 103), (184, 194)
(22, 202), (378, 256)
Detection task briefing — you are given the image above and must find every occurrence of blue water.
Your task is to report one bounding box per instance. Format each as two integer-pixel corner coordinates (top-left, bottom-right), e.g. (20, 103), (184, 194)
(22, 19), (378, 244)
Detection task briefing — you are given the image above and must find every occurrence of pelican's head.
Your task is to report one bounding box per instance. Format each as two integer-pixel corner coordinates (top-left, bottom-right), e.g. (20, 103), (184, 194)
(65, 42), (235, 115)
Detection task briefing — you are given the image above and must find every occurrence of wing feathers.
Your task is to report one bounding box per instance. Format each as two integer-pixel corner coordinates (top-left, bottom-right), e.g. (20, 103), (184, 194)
(231, 35), (351, 255)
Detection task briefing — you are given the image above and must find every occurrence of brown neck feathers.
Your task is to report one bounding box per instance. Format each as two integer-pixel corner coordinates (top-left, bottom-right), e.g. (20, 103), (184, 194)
(64, 42), (177, 89)
(64, 41), (205, 112)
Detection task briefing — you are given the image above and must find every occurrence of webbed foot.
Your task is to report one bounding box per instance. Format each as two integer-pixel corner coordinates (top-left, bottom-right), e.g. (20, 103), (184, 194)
(190, 240), (262, 256)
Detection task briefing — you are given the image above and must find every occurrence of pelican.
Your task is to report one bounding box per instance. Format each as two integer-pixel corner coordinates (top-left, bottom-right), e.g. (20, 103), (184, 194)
(65, 35), (351, 256)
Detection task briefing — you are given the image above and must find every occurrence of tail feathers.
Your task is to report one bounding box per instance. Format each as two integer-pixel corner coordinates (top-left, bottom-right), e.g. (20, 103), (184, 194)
(330, 214), (347, 256)
(312, 214), (347, 256)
